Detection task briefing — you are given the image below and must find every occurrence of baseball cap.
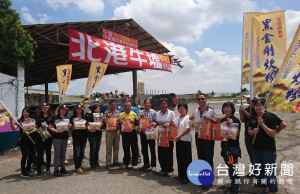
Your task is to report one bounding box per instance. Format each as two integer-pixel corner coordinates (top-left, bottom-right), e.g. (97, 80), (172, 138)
(60, 104), (69, 110)
(41, 102), (50, 107)
(76, 104), (83, 109)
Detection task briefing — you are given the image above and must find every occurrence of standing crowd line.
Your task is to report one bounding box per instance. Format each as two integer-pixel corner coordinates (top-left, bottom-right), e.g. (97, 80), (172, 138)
(8, 94), (286, 194)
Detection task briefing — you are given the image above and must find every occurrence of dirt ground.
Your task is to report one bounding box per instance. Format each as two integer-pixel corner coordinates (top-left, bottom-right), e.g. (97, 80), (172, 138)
(0, 102), (299, 194)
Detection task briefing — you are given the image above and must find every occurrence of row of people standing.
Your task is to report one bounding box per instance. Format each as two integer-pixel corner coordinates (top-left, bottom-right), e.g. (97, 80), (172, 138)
(9, 95), (286, 194)
(9, 104), (70, 177)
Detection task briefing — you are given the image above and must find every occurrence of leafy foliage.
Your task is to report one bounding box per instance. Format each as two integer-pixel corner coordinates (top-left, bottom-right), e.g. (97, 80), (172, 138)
(0, 0), (36, 68)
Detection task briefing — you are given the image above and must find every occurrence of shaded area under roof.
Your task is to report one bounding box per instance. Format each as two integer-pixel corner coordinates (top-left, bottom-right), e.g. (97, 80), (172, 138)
(5, 19), (173, 87)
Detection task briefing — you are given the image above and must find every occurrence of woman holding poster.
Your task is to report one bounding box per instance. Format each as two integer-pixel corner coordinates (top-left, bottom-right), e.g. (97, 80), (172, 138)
(220, 102), (241, 194)
(35, 103), (54, 177)
(52, 105), (71, 177)
(173, 103), (192, 184)
(70, 104), (88, 173)
(9, 108), (36, 178)
(87, 105), (103, 170)
(248, 98), (287, 194)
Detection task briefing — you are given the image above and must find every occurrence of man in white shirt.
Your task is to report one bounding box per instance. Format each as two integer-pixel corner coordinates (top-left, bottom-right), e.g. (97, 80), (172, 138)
(190, 93), (217, 190)
(152, 98), (175, 176)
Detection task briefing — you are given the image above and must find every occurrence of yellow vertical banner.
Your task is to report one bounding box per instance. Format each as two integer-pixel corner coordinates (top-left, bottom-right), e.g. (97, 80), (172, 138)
(251, 11), (287, 96)
(265, 25), (300, 113)
(242, 12), (261, 84)
(56, 64), (72, 103)
(82, 62), (107, 107)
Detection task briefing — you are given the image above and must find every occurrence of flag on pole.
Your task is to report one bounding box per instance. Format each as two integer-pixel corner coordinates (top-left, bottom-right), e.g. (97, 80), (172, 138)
(0, 100), (10, 127)
(242, 12), (262, 85)
(0, 99), (19, 132)
(56, 65), (72, 103)
(251, 11), (287, 97)
(265, 25), (300, 113)
(82, 62), (107, 108)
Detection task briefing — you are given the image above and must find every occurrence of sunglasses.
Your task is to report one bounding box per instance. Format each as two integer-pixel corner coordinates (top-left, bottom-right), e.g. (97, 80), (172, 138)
(197, 98), (205, 101)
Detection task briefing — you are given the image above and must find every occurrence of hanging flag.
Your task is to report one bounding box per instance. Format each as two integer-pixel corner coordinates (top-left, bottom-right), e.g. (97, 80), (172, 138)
(265, 25), (300, 113)
(68, 28), (172, 72)
(56, 64), (72, 103)
(0, 99), (19, 132)
(251, 11), (287, 97)
(242, 12), (262, 84)
(0, 100), (10, 127)
(82, 62), (107, 107)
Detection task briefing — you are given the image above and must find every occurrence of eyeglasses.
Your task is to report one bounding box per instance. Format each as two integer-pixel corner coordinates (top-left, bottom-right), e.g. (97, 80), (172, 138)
(197, 98), (205, 101)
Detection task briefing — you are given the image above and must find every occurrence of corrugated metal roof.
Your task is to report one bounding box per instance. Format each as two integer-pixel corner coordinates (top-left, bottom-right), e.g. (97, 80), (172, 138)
(18, 19), (171, 86)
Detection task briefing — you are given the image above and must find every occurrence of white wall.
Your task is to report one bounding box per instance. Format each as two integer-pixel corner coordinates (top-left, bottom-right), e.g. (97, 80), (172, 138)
(0, 65), (25, 118)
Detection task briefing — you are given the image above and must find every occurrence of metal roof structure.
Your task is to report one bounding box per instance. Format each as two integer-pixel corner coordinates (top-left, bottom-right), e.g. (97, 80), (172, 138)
(12, 18), (180, 87)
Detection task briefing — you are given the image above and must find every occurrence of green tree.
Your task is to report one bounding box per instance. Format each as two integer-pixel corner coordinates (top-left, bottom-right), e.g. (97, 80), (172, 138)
(197, 90), (202, 94)
(242, 87), (248, 93)
(211, 91), (215, 98)
(0, 0), (36, 68)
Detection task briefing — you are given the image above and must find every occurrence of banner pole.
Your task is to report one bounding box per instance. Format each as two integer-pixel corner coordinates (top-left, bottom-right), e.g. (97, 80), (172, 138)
(240, 14), (245, 106)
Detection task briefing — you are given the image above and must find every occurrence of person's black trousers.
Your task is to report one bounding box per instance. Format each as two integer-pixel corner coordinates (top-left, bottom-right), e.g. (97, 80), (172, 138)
(72, 131), (87, 169)
(176, 140), (192, 180)
(158, 141), (174, 172)
(195, 133), (215, 170)
(140, 132), (156, 167)
(122, 130), (138, 166)
(20, 140), (34, 174)
(223, 155), (239, 190)
(36, 137), (52, 173)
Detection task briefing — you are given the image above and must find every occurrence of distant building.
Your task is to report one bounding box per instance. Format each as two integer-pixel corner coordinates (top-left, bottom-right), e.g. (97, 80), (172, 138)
(213, 92), (234, 98)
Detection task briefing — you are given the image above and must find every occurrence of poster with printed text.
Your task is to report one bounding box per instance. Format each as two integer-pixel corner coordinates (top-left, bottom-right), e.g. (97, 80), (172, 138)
(251, 11), (287, 96)
(265, 25), (300, 113)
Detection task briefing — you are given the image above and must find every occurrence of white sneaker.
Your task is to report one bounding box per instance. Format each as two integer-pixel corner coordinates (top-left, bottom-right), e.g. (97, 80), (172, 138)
(151, 167), (156, 172)
(132, 165), (138, 170)
(121, 165), (128, 169)
(167, 171), (173, 176)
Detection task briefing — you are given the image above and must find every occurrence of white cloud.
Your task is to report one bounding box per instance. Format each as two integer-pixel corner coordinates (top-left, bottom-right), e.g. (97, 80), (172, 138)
(45, 0), (105, 15)
(285, 10), (300, 46)
(21, 6), (50, 24)
(113, 0), (257, 43)
(21, 7), (36, 24)
(131, 47), (241, 94)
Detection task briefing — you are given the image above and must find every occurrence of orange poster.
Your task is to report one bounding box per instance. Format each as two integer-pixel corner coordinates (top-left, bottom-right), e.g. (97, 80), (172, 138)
(197, 122), (211, 140)
(105, 118), (118, 130)
(211, 123), (227, 141)
(121, 119), (133, 132)
(157, 131), (169, 147)
(167, 125), (178, 141)
(138, 117), (151, 131)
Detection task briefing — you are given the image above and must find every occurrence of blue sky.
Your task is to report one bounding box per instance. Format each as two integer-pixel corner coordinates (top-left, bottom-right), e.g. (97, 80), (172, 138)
(11, 0), (300, 95)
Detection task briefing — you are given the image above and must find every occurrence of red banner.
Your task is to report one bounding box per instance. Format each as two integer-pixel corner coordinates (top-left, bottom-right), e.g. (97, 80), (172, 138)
(68, 28), (172, 72)
(102, 28), (138, 49)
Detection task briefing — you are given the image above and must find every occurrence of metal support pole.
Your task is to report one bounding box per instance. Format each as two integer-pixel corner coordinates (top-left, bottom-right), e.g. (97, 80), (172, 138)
(45, 83), (49, 103)
(132, 70), (137, 106)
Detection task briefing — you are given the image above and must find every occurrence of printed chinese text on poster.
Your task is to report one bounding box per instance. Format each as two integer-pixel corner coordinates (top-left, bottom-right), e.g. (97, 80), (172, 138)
(265, 25), (300, 113)
(56, 64), (72, 103)
(68, 28), (172, 72)
(251, 11), (287, 96)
